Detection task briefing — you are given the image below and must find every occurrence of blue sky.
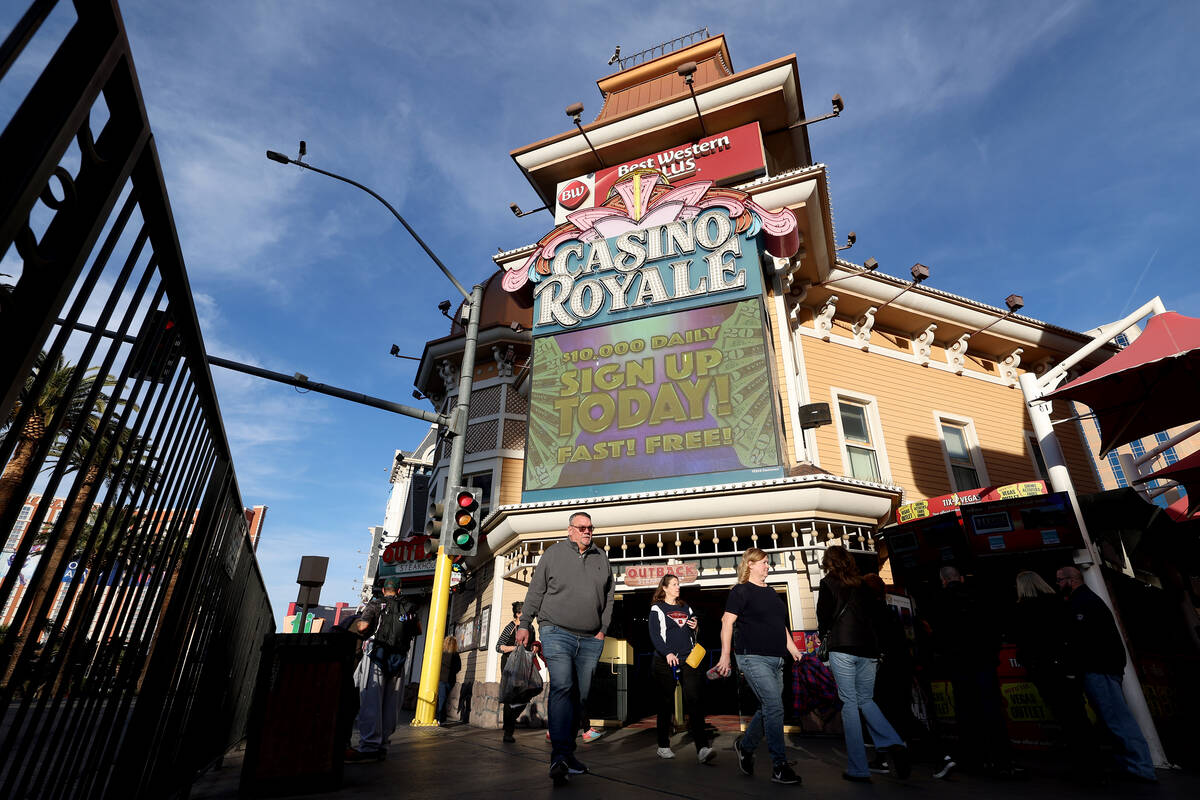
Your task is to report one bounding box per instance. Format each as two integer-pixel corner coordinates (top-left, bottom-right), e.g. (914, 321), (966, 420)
(4, 0), (1198, 624)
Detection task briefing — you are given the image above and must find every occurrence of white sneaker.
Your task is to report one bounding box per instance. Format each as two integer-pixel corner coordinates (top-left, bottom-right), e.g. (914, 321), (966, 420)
(697, 746), (715, 764)
(657, 747), (675, 759)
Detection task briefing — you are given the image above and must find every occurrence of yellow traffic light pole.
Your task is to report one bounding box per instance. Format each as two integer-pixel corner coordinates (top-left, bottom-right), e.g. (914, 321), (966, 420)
(261, 147), (482, 731)
(412, 284), (483, 727)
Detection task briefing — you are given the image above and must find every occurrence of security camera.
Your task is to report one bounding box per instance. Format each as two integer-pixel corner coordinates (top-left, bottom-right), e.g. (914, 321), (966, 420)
(438, 299), (452, 314)
(509, 202), (522, 216)
(863, 257), (879, 271)
(608, 45), (621, 66)
(847, 231), (856, 246)
(565, 102), (585, 122)
(832, 94), (844, 114)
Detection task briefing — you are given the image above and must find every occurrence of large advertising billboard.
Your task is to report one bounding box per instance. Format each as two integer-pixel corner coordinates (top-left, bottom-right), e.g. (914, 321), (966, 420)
(524, 298), (783, 497)
(504, 172), (801, 501)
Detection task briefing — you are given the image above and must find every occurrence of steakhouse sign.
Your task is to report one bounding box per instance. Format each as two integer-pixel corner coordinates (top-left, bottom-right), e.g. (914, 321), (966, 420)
(504, 171), (800, 501)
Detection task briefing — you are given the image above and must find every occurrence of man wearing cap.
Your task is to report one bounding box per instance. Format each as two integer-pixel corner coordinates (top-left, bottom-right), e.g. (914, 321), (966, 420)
(346, 576), (420, 762)
(516, 510), (614, 785)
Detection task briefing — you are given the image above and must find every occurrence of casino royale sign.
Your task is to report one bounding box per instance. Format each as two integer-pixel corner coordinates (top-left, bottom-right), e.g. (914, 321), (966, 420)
(503, 171), (801, 319)
(534, 208), (757, 331)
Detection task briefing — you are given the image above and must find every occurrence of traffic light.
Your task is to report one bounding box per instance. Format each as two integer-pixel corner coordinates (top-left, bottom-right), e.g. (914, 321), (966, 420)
(130, 308), (182, 383)
(425, 495), (446, 540)
(446, 486), (480, 557)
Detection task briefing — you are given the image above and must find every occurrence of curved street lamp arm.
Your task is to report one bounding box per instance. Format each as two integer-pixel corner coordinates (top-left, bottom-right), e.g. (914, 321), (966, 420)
(271, 153), (470, 300)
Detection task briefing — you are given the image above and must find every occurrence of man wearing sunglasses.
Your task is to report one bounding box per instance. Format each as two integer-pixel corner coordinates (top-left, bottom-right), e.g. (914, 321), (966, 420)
(516, 511), (614, 786)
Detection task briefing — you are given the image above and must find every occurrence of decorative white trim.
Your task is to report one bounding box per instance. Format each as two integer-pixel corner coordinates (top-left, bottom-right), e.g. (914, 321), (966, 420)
(831, 387), (892, 483)
(933, 412), (990, 490)
(773, 292), (808, 463)
(790, 316), (820, 469)
(793, 325), (1019, 388)
(815, 296), (838, 341)
(852, 307), (877, 351)
(1000, 348), (1024, 387)
(946, 334), (970, 375)
(913, 324), (937, 367)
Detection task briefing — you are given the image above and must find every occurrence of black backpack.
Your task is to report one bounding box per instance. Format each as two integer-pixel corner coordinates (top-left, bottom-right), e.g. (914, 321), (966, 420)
(374, 596), (419, 653)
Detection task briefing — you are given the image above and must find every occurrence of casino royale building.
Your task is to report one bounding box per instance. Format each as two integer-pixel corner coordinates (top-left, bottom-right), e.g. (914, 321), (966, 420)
(401, 33), (1116, 729)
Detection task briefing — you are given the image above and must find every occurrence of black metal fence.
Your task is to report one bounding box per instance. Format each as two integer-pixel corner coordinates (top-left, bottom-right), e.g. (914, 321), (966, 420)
(0, 1), (274, 797)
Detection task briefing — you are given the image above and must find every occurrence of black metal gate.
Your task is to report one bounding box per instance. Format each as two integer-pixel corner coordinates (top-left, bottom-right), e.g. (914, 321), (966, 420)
(1, 1), (274, 797)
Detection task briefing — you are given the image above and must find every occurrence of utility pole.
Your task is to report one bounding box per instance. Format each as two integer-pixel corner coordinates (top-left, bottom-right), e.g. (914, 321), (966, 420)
(265, 145), (480, 728)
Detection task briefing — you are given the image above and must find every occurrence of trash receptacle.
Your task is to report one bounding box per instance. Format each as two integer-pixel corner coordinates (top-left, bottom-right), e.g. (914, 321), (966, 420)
(587, 637), (633, 727)
(240, 629), (358, 797)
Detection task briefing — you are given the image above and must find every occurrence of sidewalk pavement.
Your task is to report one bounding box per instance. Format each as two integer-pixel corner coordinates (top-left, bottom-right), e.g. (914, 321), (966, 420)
(192, 711), (1196, 800)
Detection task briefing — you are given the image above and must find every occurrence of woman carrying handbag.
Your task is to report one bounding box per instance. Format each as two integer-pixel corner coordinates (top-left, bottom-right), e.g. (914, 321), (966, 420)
(648, 573), (715, 764)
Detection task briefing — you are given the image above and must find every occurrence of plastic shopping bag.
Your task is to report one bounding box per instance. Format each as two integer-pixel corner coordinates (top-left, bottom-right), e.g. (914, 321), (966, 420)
(500, 646), (543, 705)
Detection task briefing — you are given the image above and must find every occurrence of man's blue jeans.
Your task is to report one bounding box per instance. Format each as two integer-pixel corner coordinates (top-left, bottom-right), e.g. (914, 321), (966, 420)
(738, 654), (788, 767)
(1082, 672), (1156, 780)
(829, 651), (904, 777)
(540, 625), (604, 763)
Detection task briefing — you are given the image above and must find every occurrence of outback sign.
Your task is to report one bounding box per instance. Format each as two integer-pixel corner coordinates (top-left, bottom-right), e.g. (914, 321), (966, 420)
(624, 563), (699, 587)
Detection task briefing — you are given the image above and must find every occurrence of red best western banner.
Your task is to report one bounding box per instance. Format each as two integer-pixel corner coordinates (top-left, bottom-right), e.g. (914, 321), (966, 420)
(553, 121), (765, 223)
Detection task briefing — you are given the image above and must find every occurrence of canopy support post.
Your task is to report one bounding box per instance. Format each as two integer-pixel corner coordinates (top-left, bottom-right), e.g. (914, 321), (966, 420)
(1020, 301), (1171, 769)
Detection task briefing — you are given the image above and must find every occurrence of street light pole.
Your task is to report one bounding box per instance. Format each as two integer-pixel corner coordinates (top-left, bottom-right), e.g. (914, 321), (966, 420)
(265, 146), (480, 728)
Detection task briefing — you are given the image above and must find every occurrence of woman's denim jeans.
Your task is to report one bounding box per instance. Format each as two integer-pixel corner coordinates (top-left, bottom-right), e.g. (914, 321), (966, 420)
(828, 651), (904, 777)
(738, 654), (788, 767)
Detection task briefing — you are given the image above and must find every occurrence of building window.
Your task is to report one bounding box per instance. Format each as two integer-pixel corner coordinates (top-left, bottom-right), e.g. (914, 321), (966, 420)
(1113, 332), (1130, 349)
(1025, 433), (1049, 481)
(18, 505), (32, 521)
(463, 470), (494, 518)
(1107, 452), (1129, 488)
(1129, 439), (1159, 488)
(837, 400), (881, 482)
(1154, 432), (1180, 466)
(936, 416), (988, 492)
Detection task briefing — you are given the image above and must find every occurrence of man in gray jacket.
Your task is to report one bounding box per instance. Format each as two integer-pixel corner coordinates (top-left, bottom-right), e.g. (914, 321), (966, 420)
(516, 511), (614, 785)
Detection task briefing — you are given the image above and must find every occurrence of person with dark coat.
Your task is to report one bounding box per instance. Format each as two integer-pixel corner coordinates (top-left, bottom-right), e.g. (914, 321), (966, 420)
(817, 547), (910, 782)
(862, 573), (923, 766)
(928, 565), (1018, 778)
(1012, 571), (1095, 771)
(648, 573), (714, 763)
(1055, 566), (1156, 783)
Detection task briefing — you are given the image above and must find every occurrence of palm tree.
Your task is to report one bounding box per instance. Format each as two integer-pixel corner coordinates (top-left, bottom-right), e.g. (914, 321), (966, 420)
(0, 353), (120, 686)
(0, 352), (115, 519)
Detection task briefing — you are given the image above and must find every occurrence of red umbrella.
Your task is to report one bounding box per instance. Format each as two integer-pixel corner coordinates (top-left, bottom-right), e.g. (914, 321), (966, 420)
(1042, 311), (1200, 455)
(1138, 449), (1200, 518)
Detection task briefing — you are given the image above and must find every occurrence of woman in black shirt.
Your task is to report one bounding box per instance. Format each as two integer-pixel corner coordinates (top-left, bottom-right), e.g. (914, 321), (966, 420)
(716, 548), (804, 785)
(648, 573), (714, 763)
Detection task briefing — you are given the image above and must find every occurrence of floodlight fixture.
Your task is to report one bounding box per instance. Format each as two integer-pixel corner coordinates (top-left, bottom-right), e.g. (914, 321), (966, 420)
(566, 102), (604, 169)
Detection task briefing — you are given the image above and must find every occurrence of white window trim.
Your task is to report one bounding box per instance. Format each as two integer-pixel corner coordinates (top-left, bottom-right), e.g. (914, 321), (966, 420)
(933, 412), (990, 490)
(831, 388), (892, 483)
